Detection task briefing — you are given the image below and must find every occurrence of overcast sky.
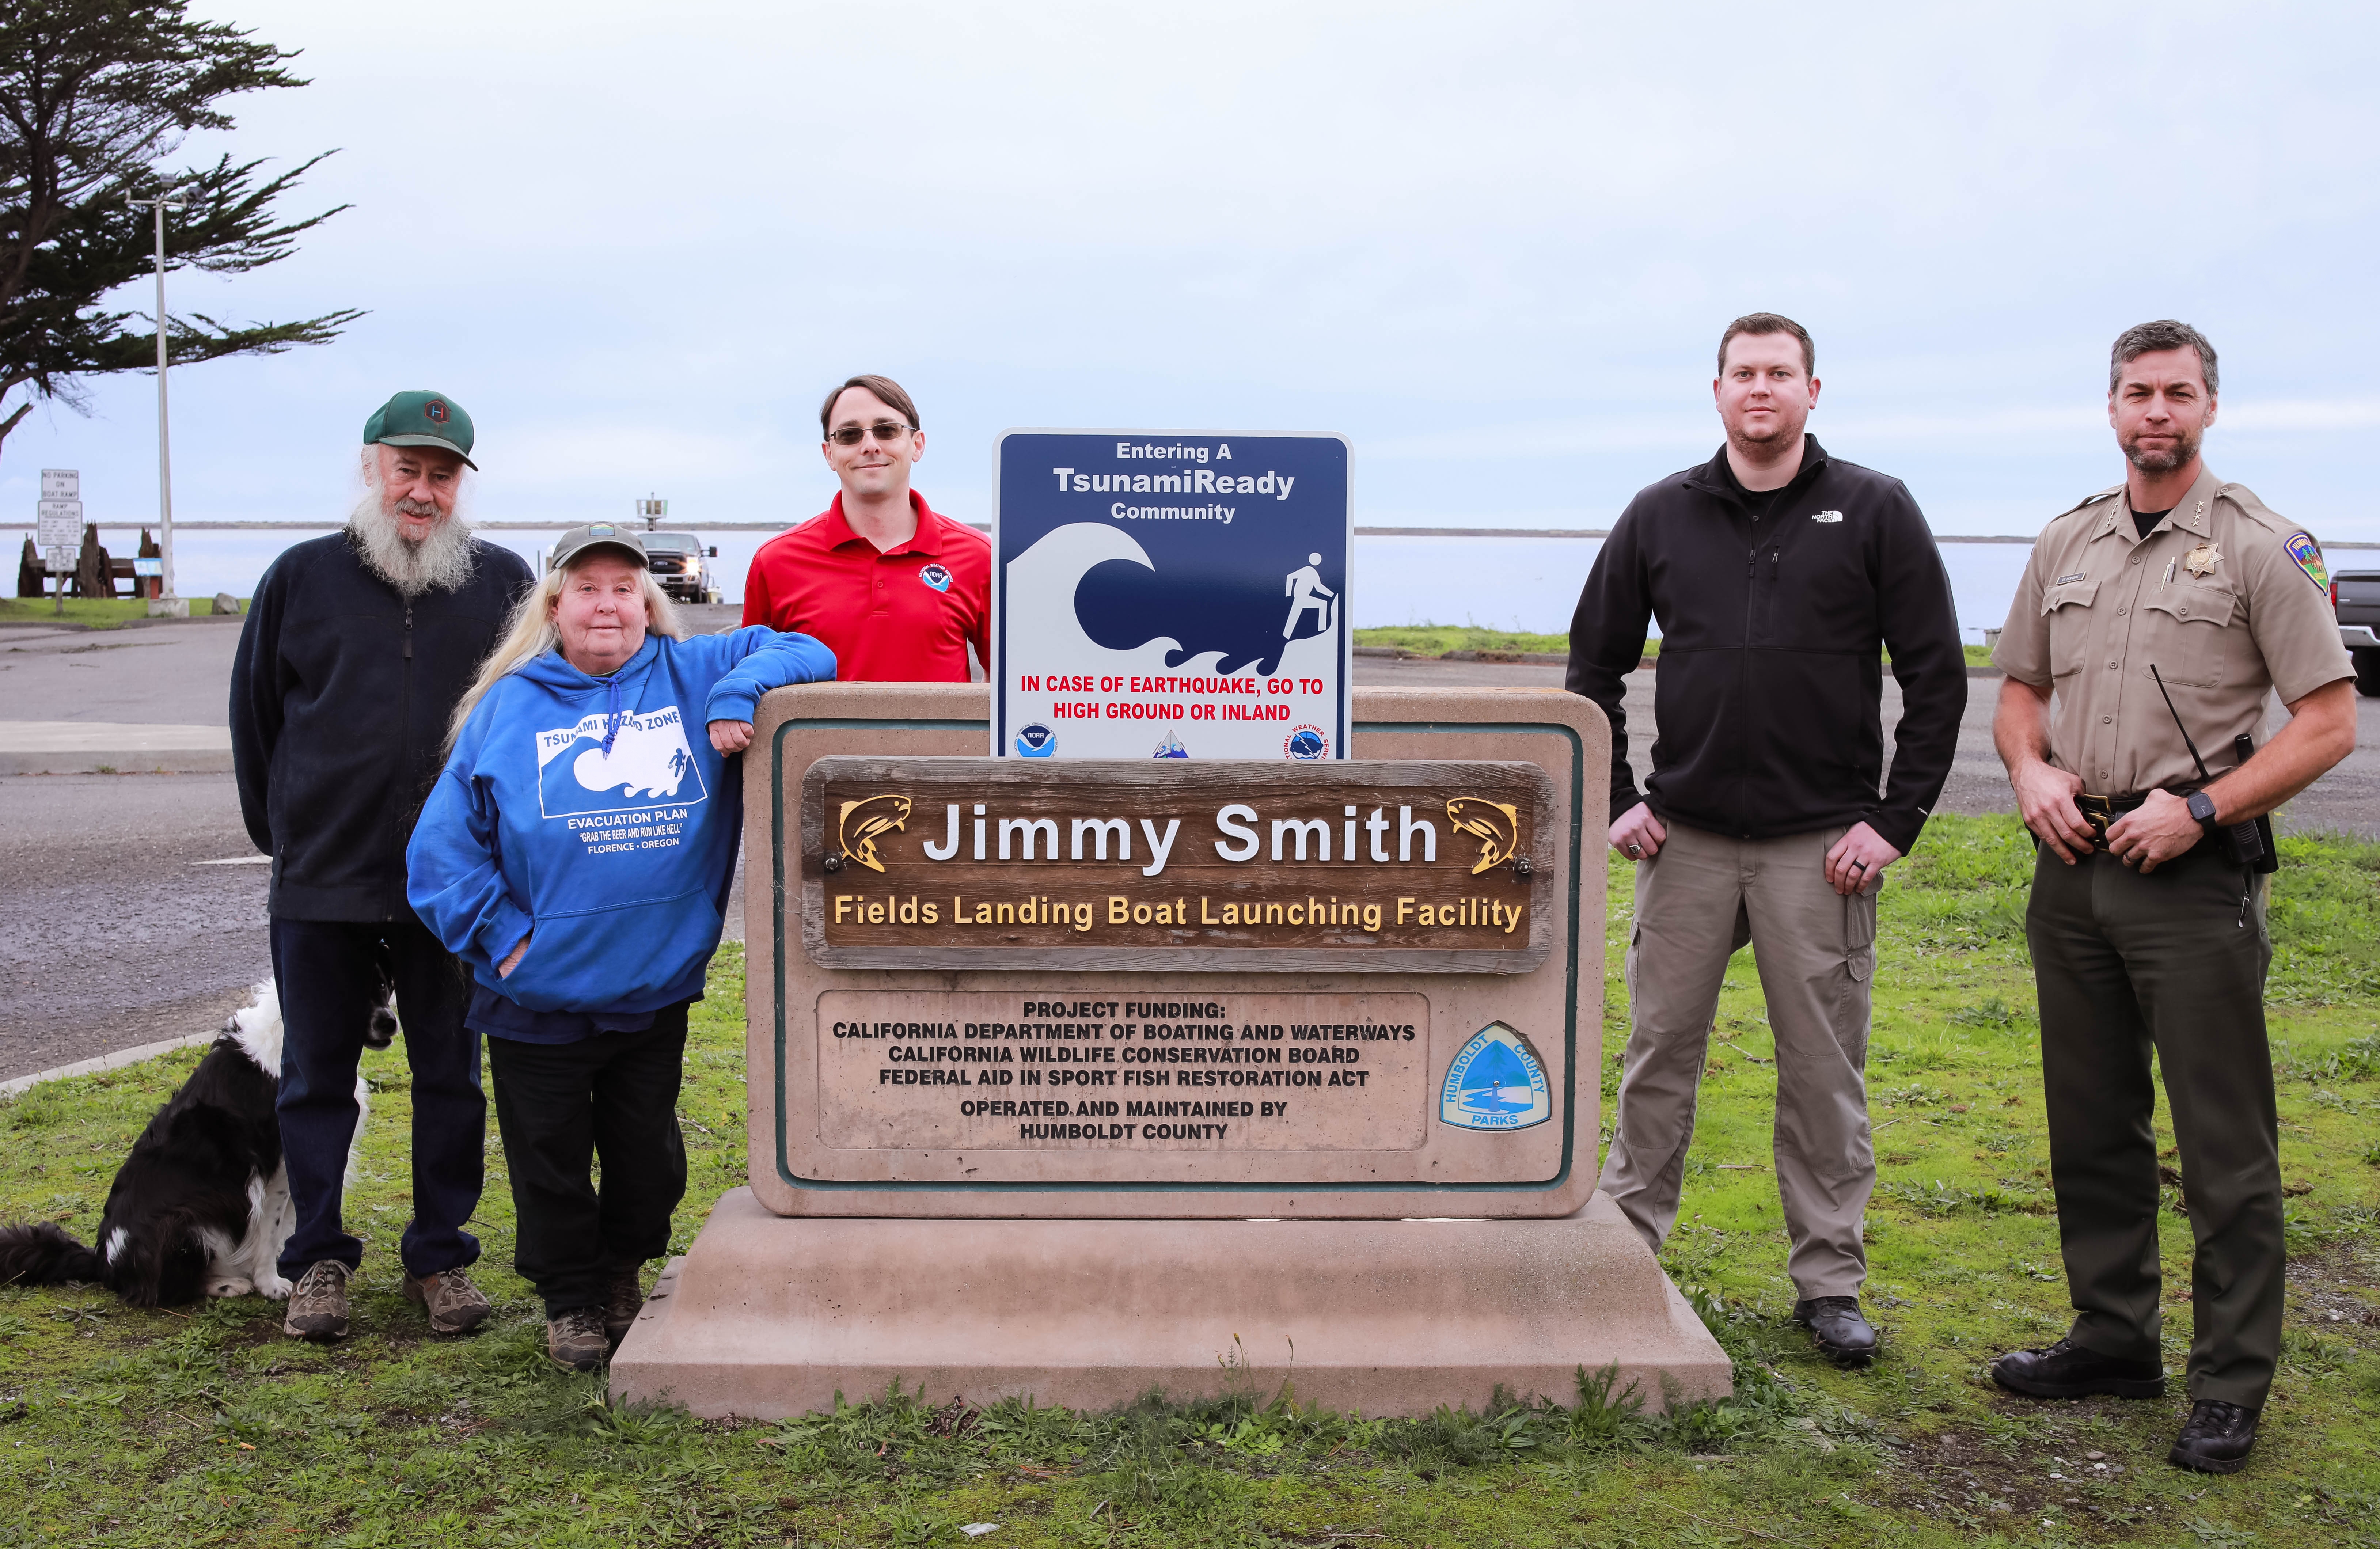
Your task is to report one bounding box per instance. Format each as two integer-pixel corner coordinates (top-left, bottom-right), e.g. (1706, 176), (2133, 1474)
(6, 0), (2377, 546)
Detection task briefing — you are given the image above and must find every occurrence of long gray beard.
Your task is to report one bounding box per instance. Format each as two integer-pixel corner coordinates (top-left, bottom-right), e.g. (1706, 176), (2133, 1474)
(348, 493), (477, 596)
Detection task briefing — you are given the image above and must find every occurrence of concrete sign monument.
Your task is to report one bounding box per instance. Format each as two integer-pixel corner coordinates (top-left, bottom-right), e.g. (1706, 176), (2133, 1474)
(991, 432), (1350, 761)
(614, 681), (1729, 1418)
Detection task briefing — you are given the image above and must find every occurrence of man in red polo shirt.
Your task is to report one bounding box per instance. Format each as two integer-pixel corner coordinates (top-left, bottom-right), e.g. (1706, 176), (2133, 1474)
(741, 375), (991, 681)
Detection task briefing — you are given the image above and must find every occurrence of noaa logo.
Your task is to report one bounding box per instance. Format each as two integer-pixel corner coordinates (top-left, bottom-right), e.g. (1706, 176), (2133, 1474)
(1283, 725), (1329, 761)
(918, 562), (953, 593)
(1439, 1022), (1551, 1131)
(1015, 723), (1056, 758)
(1151, 730), (1188, 759)
(425, 399), (449, 424)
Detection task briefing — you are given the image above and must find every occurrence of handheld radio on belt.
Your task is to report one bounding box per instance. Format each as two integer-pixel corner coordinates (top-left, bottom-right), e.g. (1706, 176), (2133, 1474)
(2148, 664), (2278, 874)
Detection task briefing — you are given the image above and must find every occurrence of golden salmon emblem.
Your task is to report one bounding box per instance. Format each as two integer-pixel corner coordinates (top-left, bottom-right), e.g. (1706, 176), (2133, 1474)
(1445, 797), (1521, 876)
(836, 794), (912, 874)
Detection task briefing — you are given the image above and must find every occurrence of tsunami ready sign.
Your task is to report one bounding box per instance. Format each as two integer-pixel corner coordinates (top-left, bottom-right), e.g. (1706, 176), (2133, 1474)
(990, 430), (1351, 760)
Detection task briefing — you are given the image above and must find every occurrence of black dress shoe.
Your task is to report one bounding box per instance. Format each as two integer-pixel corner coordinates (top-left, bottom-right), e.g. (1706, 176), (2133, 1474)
(1991, 1337), (2165, 1399)
(2169, 1399), (2258, 1474)
(1792, 1296), (1878, 1364)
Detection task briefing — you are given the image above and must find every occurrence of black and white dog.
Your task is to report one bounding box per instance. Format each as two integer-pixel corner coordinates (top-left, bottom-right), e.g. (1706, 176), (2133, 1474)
(0, 981), (380, 1306)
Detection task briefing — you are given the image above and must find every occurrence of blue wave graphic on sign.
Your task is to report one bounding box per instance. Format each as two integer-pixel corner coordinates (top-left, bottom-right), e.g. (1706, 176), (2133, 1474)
(1073, 550), (1337, 679)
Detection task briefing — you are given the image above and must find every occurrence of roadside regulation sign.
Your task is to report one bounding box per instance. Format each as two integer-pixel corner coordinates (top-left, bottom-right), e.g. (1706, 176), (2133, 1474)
(992, 430), (1349, 761)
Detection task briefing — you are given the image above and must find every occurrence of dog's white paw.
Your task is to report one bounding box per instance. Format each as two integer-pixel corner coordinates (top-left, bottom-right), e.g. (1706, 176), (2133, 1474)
(208, 1276), (255, 1299)
(255, 1272), (293, 1300)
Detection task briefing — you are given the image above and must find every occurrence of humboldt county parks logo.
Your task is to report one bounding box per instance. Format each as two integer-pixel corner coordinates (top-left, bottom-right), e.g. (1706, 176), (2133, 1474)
(1015, 724), (1056, 758)
(1445, 797), (1521, 875)
(918, 562), (953, 593)
(835, 794), (912, 873)
(1439, 1022), (1551, 1131)
(1283, 725), (1328, 760)
(2284, 530), (2328, 591)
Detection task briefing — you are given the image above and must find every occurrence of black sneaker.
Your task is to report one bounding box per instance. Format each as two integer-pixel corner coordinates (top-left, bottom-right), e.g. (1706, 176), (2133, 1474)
(1792, 1296), (1878, 1364)
(1992, 1337), (2165, 1399)
(2169, 1399), (2258, 1474)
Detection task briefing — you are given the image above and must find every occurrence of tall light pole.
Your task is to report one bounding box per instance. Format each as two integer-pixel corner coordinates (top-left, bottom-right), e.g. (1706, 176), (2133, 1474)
(130, 187), (186, 608)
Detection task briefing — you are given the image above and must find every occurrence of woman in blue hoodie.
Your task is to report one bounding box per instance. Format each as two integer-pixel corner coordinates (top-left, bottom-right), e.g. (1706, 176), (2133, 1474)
(408, 523), (834, 1370)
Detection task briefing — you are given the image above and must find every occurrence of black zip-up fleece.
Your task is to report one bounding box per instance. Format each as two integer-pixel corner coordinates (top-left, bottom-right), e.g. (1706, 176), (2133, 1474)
(231, 532), (533, 920)
(1565, 437), (1966, 854)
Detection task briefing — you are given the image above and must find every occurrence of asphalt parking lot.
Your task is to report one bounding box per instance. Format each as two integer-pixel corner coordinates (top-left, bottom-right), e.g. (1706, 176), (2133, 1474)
(2, 620), (2373, 1082)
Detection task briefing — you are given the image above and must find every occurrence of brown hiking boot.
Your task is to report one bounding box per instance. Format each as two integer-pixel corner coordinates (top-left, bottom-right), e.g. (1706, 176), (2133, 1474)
(402, 1267), (493, 1335)
(282, 1260), (351, 1342)
(548, 1306), (610, 1371)
(603, 1261), (645, 1343)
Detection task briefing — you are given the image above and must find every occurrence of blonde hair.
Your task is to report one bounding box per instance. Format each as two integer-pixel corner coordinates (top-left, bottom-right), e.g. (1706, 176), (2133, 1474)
(448, 557), (688, 750)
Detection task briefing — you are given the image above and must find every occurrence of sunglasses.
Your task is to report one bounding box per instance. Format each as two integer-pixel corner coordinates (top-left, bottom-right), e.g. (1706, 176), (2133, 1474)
(827, 422), (916, 446)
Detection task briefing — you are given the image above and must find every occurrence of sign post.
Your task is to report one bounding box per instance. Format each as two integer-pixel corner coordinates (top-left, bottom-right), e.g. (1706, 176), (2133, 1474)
(37, 471), (80, 616)
(610, 680), (1730, 1420)
(992, 431), (1350, 761)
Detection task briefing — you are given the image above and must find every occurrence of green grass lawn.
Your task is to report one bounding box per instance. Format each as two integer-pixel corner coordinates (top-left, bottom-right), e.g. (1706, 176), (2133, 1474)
(1354, 626), (2000, 668)
(3, 816), (2376, 1545)
(0, 596), (246, 629)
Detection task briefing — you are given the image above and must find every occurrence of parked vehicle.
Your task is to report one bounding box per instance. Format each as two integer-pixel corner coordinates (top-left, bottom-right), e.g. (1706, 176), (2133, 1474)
(2336, 569), (2380, 697)
(640, 531), (721, 604)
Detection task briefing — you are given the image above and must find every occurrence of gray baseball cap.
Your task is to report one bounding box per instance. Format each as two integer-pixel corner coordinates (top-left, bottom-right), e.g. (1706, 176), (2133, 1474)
(547, 523), (648, 570)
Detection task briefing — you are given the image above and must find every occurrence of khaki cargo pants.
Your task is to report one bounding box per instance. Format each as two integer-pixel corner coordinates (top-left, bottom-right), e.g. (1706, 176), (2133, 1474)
(1596, 821), (1878, 1298)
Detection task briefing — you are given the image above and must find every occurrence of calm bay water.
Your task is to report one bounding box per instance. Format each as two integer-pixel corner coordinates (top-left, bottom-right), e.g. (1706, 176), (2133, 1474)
(96, 527), (2038, 644)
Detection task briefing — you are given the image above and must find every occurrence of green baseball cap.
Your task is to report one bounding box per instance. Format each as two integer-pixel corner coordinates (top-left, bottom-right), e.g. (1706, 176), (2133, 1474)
(548, 523), (648, 571)
(363, 390), (477, 468)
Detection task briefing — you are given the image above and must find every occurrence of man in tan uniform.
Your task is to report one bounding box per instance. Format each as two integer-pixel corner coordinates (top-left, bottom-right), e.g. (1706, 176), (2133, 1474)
(1988, 320), (2357, 1474)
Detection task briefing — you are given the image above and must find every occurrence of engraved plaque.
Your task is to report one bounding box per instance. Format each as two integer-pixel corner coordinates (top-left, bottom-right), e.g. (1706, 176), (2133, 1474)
(802, 757), (1554, 973)
(817, 991), (1430, 1150)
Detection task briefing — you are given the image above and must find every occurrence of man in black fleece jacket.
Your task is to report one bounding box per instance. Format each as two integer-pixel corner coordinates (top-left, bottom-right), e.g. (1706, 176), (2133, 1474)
(1567, 315), (1965, 1364)
(231, 391), (532, 1343)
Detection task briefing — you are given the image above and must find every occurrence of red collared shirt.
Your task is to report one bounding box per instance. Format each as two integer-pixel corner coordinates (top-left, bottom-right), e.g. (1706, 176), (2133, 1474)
(740, 490), (991, 682)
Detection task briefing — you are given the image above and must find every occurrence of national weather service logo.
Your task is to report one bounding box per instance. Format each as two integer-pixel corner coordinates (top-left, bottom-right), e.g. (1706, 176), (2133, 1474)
(1439, 1022), (1551, 1131)
(1283, 724), (1328, 760)
(1015, 724), (1056, 758)
(1445, 798), (1521, 875)
(918, 562), (953, 593)
(835, 794), (911, 873)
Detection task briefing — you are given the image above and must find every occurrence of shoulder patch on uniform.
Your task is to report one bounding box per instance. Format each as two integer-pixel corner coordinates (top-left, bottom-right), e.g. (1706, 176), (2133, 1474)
(2282, 531), (2329, 591)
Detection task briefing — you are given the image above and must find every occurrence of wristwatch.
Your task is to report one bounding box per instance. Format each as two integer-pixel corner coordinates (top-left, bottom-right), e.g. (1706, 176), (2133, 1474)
(2184, 790), (2221, 831)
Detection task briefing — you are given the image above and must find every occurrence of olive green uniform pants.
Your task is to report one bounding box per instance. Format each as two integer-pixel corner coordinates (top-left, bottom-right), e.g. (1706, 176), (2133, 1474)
(1598, 823), (1879, 1299)
(2025, 841), (2281, 1409)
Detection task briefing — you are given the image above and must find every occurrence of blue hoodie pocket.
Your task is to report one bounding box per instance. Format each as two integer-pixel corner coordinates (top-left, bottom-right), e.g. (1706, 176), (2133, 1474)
(495, 887), (724, 1013)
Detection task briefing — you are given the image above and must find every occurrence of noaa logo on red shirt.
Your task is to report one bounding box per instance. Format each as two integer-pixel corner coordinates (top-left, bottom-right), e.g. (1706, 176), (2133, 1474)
(918, 563), (953, 593)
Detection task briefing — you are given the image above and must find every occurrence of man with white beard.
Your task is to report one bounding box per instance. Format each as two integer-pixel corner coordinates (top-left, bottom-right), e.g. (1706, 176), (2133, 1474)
(231, 392), (533, 1342)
